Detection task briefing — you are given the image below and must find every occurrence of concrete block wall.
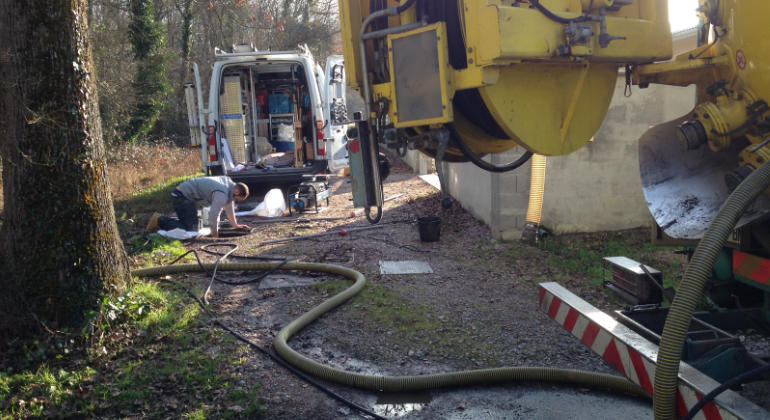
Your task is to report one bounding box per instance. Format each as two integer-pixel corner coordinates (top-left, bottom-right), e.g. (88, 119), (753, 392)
(541, 79), (696, 234)
(489, 148), (531, 240)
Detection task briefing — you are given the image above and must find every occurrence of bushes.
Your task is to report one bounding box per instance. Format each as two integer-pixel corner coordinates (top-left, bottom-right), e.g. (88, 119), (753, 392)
(106, 140), (200, 200)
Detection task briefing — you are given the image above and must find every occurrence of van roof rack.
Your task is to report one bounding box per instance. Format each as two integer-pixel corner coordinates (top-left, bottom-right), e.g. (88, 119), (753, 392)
(214, 47), (301, 58)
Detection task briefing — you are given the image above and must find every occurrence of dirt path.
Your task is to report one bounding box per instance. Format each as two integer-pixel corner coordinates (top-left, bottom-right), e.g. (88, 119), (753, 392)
(180, 157), (649, 419)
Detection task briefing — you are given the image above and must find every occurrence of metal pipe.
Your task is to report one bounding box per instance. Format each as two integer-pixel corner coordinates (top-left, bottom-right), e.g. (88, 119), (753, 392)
(434, 129), (453, 209)
(357, 3), (424, 217)
(361, 21), (426, 41)
(358, 7), (399, 210)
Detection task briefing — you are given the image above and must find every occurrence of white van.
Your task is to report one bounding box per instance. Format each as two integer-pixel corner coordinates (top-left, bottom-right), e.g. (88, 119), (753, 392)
(321, 55), (348, 172)
(184, 45), (347, 199)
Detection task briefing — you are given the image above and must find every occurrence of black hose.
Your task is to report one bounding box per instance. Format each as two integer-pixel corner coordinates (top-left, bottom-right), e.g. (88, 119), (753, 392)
(450, 125), (534, 172)
(530, 0), (593, 24)
(396, 0), (417, 13)
(366, 206), (383, 224)
(199, 243), (286, 261)
(681, 363), (770, 420)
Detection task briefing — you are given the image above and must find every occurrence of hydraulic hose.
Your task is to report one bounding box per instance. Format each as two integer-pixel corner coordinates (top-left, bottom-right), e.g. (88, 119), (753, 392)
(449, 125), (534, 173)
(133, 261), (648, 398)
(653, 159), (770, 420)
(530, 0), (594, 24)
(396, 0), (416, 13)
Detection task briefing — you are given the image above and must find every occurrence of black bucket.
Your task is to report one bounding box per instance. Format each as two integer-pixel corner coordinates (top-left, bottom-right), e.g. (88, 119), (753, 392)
(417, 216), (442, 242)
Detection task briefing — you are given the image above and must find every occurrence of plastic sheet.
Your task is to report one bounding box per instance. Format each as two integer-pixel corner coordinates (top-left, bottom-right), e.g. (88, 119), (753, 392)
(235, 188), (286, 218)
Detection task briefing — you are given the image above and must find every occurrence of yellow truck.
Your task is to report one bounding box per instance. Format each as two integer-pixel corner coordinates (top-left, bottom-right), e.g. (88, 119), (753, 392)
(338, 1), (770, 418)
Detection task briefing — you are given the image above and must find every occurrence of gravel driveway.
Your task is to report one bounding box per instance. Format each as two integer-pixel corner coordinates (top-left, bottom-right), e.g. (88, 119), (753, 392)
(180, 156), (654, 419)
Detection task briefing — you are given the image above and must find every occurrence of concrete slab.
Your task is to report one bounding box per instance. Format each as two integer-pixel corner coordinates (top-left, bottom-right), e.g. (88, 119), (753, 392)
(379, 260), (434, 275)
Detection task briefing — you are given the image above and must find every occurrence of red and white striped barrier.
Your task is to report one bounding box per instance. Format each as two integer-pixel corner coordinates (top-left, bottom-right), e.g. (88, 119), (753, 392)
(539, 282), (767, 420)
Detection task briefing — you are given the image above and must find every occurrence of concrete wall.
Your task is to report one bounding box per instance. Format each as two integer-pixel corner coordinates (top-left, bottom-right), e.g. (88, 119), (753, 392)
(540, 79), (695, 234)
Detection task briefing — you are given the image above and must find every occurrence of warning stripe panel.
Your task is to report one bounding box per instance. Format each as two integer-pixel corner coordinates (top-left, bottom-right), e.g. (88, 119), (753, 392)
(733, 250), (770, 285)
(538, 283), (744, 420)
(628, 348), (653, 395)
(563, 308), (579, 332)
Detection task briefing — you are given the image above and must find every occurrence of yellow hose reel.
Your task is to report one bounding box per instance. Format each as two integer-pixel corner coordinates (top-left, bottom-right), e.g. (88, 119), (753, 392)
(340, 0), (671, 158)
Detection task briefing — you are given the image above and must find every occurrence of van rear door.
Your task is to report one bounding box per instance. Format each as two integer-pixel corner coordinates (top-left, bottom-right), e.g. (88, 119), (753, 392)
(184, 63), (207, 170)
(323, 55), (348, 171)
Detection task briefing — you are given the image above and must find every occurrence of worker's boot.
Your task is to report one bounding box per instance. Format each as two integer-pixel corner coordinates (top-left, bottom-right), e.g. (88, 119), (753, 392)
(146, 212), (162, 232)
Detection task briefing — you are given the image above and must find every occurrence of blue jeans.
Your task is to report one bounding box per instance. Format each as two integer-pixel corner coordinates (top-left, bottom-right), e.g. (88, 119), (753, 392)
(158, 194), (198, 231)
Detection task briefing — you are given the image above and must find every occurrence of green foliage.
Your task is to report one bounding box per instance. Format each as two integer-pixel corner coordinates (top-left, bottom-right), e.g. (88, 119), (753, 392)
(1, 279), (263, 419)
(88, 280), (263, 418)
(128, 0), (164, 60)
(0, 366), (97, 419)
(125, 0), (171, 143)
(97, 289), (152, 330)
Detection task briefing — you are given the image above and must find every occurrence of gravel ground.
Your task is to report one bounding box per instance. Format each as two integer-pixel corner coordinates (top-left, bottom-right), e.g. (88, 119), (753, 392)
(172, 156), (766, 419)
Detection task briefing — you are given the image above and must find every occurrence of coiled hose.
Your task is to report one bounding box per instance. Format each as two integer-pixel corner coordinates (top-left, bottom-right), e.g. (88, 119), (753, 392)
(653, 159), (770, 419)
(133, 261), (648, 397)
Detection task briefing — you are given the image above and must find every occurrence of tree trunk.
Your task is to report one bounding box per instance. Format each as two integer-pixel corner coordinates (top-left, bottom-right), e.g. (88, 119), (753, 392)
(0, 0), (129, 338)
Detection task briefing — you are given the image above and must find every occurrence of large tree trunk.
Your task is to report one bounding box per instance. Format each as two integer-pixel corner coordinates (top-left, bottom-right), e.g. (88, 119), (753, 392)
(0, 0), (129, 338)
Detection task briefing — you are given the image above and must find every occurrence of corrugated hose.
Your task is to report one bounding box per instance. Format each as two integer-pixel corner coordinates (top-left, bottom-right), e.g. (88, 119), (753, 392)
(133, 261), (648, 399)
(653, 159), (770, 419)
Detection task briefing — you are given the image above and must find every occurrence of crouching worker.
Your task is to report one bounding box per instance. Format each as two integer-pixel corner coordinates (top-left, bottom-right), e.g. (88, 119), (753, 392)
(146, 176), (250, 238)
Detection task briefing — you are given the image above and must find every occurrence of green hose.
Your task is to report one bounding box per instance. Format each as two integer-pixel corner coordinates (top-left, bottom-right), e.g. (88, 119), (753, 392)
(133, 261), (648, 398)
(653, 159), (770, 420)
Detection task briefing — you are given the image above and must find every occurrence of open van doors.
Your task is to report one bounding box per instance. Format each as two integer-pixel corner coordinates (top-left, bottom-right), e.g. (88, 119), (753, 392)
(323, 55), (348, 172)
(183, 63), (208, 172)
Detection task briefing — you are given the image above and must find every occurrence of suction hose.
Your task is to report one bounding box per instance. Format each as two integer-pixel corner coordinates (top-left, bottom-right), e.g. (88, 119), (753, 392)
(524, 154), (547, 226)
(133, 261), (648, 397)
(522, 154), (547, 242)
(653, 159), (770, 419)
